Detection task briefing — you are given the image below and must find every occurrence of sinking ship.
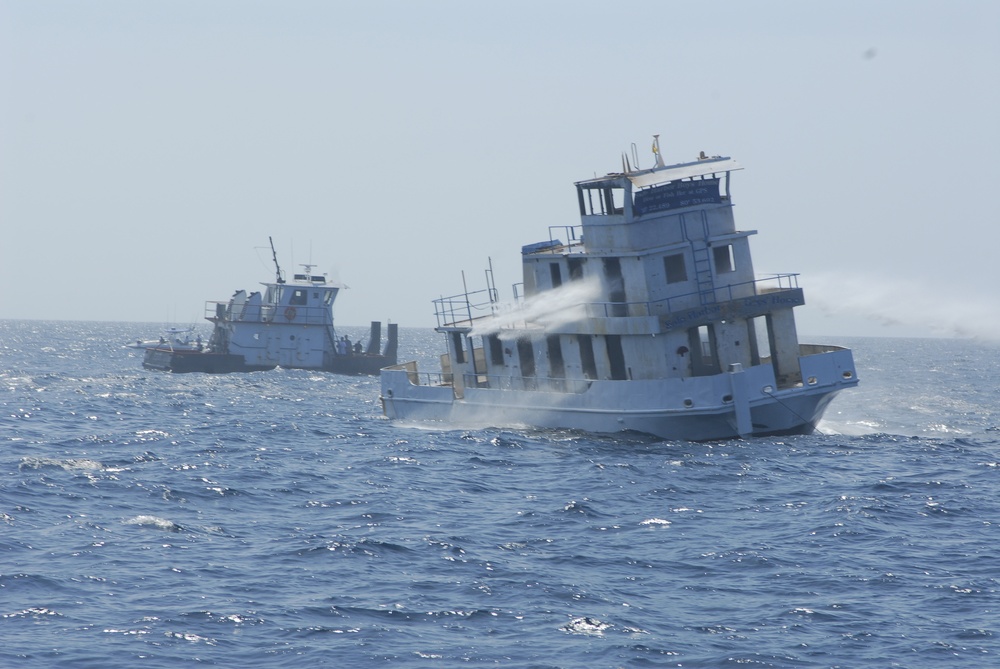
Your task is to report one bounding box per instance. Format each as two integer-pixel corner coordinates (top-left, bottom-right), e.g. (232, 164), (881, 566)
(380, 139), (857, 440)
(142, 239), (397, 374)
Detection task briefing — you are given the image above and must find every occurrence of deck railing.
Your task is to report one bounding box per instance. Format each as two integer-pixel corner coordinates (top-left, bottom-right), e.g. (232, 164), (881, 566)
(586, 273), (801, 318)
(434, 273), (800, 328)
(433, 289), (499, 329)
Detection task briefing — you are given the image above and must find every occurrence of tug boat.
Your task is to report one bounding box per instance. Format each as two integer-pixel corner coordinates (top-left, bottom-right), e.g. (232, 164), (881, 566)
(380, 140), (858, 440)
(142, 239), (397, 374)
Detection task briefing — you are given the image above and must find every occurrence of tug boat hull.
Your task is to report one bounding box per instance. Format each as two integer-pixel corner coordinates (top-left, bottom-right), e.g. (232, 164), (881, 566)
(382, 346), (855, 441)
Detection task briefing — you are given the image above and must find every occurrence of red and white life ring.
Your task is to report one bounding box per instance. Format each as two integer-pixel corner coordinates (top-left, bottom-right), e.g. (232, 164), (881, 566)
(284, 306), (297, 321)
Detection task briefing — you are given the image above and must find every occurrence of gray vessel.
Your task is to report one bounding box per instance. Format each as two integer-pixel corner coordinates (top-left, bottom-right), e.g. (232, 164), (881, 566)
(381, 139), (856, 440)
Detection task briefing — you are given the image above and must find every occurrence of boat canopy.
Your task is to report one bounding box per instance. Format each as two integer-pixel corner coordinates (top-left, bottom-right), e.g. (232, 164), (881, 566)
(576, 156), (742, 190)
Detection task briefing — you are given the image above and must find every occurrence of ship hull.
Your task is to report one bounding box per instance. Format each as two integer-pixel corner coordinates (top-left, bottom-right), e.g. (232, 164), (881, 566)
(381, 349), (856, 442)
(143, 347), (392, 375)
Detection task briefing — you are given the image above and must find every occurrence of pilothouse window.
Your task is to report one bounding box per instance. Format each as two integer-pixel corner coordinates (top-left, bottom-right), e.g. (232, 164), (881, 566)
(579, 185), (626, 216)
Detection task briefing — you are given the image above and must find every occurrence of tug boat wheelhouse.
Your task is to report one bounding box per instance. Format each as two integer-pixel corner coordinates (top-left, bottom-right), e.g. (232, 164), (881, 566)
(380, 141), (858, 440)
(142, 240), (397, 374)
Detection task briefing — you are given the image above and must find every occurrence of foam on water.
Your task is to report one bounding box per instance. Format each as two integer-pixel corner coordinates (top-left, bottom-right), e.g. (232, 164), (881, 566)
(123, 515), (183, 532)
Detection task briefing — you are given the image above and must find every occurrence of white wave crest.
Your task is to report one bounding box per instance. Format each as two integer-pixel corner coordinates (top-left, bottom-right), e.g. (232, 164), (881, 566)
(124, 515), (182, 532)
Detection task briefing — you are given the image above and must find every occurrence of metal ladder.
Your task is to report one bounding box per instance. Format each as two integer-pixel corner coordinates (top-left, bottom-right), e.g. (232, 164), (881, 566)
(692, 245), (716, 305)
(684, 211), (716, 306)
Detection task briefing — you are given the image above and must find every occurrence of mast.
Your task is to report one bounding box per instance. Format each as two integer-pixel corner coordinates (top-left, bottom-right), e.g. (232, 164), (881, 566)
(269, 236), (285, 284)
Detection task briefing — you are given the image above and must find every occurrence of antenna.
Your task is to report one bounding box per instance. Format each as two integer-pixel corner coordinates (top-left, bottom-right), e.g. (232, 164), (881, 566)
(269, 236), (285, 284)
(652, 134), (665, 168)
(485, 257), (498, 304)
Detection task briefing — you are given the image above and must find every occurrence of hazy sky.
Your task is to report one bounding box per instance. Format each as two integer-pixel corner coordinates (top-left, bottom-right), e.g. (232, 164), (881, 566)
(3, 1), (998, 338)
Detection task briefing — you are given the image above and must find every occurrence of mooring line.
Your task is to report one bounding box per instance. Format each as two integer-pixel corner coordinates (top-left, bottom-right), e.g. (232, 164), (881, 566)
(762, 387), (812, 426)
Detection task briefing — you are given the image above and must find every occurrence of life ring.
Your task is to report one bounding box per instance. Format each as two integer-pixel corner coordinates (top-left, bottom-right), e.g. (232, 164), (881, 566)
(284, 306), (297, 321)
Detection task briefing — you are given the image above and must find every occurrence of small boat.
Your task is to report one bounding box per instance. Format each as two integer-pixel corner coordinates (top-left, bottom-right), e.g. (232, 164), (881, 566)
(142, 239), (397, 374)
(380, 138), (858, 440)
(129, 327), (203, 352)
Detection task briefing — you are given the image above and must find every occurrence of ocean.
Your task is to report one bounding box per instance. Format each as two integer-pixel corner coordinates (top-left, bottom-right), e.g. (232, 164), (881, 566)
(2, 320), (998, 668)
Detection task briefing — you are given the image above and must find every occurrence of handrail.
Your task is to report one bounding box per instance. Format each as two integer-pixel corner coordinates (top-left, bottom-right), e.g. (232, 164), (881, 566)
(433, 288), (497, 328)
(434, 273), (800, 328)
(544, 225), (584, 251)
(585, 273), (801, 318)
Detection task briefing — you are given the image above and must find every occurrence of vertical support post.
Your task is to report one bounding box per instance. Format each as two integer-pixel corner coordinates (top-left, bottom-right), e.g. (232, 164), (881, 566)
(729, 363), (752, 438)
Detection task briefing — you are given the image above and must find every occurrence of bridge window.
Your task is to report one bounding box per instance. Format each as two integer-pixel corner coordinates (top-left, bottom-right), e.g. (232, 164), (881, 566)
(578, 185), (626, 216)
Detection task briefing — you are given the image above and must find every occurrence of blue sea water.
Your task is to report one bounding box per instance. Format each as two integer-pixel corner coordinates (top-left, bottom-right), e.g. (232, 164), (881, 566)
(2, 320), (999, 668)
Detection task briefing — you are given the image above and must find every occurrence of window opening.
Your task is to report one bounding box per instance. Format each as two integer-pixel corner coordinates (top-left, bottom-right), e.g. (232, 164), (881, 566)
(516, 338), (535, 378)
(603, 257), (627, 316)
(451, 331), (466, 364)
(713, 244), (735, 273)
(488, 334), (504, 365)
(605, 335), (627, 380)
(664, 253), (688, 284)
(549, 263), (562, 289)
(687, 325), (721, 376)
(577, 335), (597, 379)
(579, 186), (625, 216)
(749, 316), (771, 365)
(546, 336), (565, 378)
